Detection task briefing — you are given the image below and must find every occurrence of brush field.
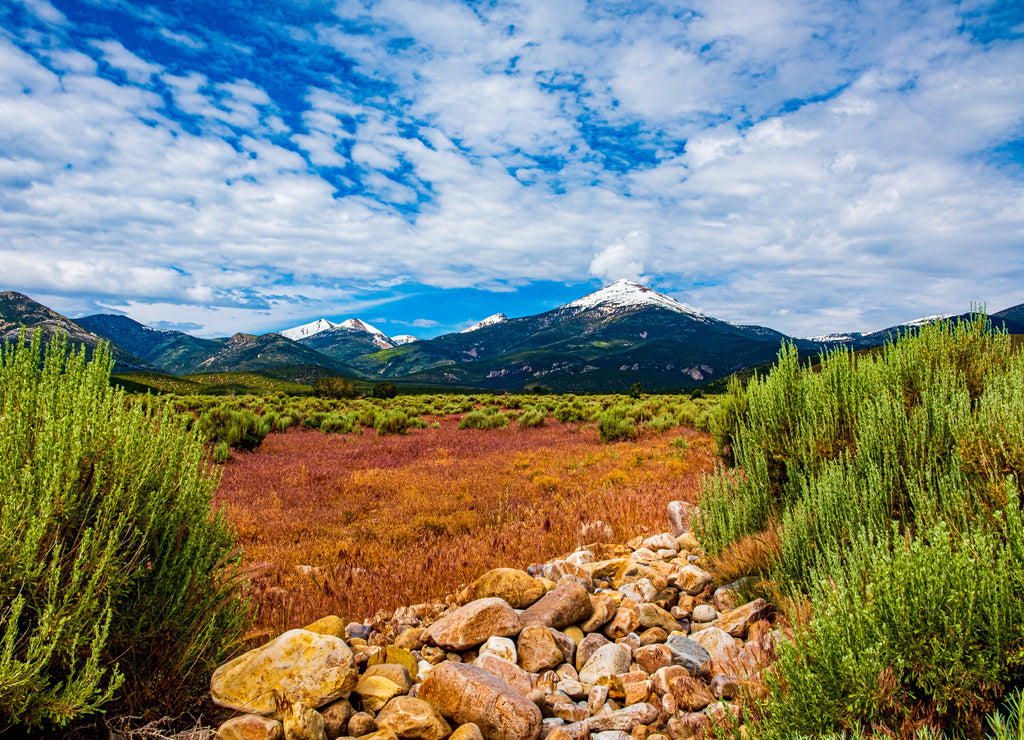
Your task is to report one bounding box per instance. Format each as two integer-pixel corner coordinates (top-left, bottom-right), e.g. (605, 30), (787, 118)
(214, 407), (719, 638)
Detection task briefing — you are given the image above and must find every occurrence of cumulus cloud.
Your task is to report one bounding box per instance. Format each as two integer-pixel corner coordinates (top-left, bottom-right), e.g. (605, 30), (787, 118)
(589, 231), (650, 284)
(0, 0), (1021, 337)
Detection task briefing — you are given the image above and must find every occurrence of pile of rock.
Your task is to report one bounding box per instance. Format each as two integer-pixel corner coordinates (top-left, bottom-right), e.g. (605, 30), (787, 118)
(210, 502), (786, 740)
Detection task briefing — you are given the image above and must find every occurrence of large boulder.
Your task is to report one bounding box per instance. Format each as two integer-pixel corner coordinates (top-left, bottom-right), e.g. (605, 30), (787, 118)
(517, 625), (564, 673)
(665, 634), (711, 676)
(459, 568), (547, 608)
(215, 714), (283, 740)
(419, 662), (542, 740)
(690, 626), (739, 664)
(637, 602), (681, 633)
(422, 597), (523, 651)
(578, 643), (631, 685)
(519, 581), (593, 630)
(714, 598), (770, 638)
(672, 565), (713, 596)
(472, 652), (536, 699)
(376, 696), (452, 740)
(211, 629), (357, 716)
(667, 501), (698, 536)
(579, 593), (617, 633)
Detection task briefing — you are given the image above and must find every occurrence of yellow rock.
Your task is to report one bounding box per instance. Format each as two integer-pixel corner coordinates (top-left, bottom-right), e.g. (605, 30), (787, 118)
(355, 675), (402, 713)
(365, 646), (419, 678)
(449, 723), (485, 740)
(376, 696), (452, 740)
(215, 714), (283, 740)
(459, 568), (547, 608)
(302, 615), (345, 639)
(210, 629), (357, 717)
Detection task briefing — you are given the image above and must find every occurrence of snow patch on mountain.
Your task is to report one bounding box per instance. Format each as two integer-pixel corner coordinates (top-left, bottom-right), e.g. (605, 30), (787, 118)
(391, 335), (419, 345)
(461, 313), (508, 333)
(279, 318), (339, 341)
(904, 313), (954, 328)
(564, 280), (706, 318)
(804, 332), (858, 343)
(338, 318), (394, 349)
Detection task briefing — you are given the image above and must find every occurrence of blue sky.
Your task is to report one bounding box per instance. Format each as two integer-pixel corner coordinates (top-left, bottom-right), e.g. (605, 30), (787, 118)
(1, 0), (1022, 339)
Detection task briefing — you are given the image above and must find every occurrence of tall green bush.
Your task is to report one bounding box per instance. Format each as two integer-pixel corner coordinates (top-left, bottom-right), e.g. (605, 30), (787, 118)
(0, 331), (250, 730)
(197, 406), (270, 451)
(697, 316), (1024, 734)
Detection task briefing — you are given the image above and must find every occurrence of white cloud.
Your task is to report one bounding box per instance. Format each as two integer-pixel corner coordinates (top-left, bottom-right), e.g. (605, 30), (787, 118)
(0, 2), (1022, 337)
(92, 40), (162, 84)
(158, 28), (206, 50)
(590, 231), (650, 283)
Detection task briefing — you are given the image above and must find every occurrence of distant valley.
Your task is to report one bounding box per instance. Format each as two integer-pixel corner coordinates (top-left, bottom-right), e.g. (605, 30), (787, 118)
(2, 281), (1022, 393)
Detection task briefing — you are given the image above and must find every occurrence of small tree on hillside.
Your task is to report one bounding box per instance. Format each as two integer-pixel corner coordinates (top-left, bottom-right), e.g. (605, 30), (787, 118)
(372, 381), (398, 399)
(313, 376), (357, 399)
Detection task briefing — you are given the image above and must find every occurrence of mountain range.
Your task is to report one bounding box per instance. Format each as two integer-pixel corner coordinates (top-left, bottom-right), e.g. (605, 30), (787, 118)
(2, 281), (1022, 393)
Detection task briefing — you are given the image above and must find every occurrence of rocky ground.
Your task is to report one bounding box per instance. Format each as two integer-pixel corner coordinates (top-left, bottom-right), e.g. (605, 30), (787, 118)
(208, 501), (786, 740)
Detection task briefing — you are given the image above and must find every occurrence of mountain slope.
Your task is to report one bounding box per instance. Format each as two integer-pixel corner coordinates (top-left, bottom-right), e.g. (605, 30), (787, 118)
(192, 332), (357, 375)
(0, 292), (153, 371)
(76, 314), (223, 375)
(992, 302), (1024, 332)
(352, 281), (788, 391)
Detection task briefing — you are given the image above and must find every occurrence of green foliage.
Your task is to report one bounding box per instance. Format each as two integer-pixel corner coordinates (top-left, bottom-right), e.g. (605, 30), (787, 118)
(198, 406), (270, 451)
(320, 412), (358, 434)
(629, 381), (643, 399)
(375, 409), (416, 435)
(553, 399), (591, 424)
(313, 376), (357, 399)
(697, 316), (1024, 734)
(517, 408), (547, 428)
(371, 381), (398, 399)
(988, 688), (1024, 740)
(212, 440), (231, 463)
(459, 408), (510, 430)
(598, 407), (638, 443)
(0, 330), (249, 730)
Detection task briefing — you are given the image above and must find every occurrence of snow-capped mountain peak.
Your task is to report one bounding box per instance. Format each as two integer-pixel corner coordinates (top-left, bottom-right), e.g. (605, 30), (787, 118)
(563, 280), (706, 317)
(461, 313), (508, 333)
(338, 318), (394, 349)
(279, 318), (339, 341)
(391, 334), (419, 346)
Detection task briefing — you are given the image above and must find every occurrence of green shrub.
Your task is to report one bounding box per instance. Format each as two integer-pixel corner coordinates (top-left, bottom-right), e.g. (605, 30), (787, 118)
(212, 440), (231, 463)
(698, 317), (1024, 734)
(375, 409), (412, 435)
(458, 409), (509, 430)
(320, 412), (357, 434)
(198, 406), (270, 451)
(517, 408), (547, 428)
(313, 376), (357, 399)
(643, 412), (676, 433)
(371, 381), (398, 399)
(598, 408), (638, 443)
(0, 331), (249, 730)
(554, 401), (589, 424)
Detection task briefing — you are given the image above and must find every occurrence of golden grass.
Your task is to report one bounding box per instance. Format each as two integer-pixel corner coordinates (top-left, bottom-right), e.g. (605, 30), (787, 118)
(216, 414), (718, 634)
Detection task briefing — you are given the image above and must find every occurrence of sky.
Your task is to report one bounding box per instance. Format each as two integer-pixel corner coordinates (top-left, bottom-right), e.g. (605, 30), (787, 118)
(1, 0), (1023, 340)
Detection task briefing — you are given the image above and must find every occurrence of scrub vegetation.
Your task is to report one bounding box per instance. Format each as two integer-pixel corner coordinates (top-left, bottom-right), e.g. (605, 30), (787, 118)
(700, 315), (1024, 737)
(0, 331), (249, 732)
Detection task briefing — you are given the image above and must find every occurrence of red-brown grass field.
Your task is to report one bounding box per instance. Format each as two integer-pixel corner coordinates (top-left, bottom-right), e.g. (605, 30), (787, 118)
(216, 414), (719, 638)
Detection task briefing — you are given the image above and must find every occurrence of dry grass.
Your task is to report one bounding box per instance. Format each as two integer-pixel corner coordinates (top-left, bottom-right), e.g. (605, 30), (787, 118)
(706, 522), (782, 586)
(216, 414), (718, 634)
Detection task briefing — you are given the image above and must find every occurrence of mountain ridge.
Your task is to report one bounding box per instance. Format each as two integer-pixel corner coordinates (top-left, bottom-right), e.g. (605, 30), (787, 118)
(4, 283), (1022, 393)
